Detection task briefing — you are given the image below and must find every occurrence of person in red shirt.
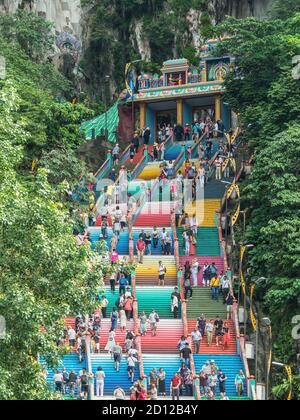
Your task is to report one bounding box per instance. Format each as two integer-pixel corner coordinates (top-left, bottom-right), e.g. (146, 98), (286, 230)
(136, 237), (146, 264)
(170, 373), (181, 401)
(138, 386), (148, 400)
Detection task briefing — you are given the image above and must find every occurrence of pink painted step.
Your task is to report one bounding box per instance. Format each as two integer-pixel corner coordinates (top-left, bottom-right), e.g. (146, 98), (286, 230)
(179, 256), (225, 286)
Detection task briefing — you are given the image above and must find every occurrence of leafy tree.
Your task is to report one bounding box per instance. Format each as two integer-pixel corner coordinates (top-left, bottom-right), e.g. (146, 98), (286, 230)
(214, 8), (300, 397)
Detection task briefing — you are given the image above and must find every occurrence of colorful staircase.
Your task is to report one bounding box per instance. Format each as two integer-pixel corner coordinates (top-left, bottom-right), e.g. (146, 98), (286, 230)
(184, 199), (221, 226)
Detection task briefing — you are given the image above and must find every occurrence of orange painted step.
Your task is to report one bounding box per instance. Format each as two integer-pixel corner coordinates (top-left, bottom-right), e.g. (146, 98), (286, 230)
(188, 319), (237, 354)
(140, 319), (184, 354)
(64, 318), (76, 329)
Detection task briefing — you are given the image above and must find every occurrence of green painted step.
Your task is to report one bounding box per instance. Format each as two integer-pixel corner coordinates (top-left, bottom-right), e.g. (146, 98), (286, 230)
(186, 288), (227, 319)
(136, 286), (180, 319)
(177, 227), (221, 257)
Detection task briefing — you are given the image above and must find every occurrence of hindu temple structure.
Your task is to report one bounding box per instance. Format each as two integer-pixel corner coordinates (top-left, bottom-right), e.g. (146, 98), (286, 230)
(82, 39), (237, 143)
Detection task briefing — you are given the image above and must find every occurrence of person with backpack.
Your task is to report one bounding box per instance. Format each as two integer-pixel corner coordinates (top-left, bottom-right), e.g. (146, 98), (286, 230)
(203, 263), (211, 287)
(118, 273), (128, 295)
(112, 342), (123, 372)
(127, 354), (138, 383)
(197, 314), (206, 338)
(158, 261), (167, 286)
(79, 369), (89, 400)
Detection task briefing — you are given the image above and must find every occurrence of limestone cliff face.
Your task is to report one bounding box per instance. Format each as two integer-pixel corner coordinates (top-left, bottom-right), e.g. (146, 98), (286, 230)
(0, 0), (82, 39)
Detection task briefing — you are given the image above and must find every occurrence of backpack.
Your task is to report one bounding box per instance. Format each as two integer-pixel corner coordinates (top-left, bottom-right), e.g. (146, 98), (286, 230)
(184, 278), (191, 288)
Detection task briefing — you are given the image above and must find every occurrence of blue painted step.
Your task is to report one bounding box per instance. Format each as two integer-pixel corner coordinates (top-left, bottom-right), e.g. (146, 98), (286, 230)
(165, 141), (194, 161)
(88, 227), (129, 255)
(132, 227), (174, 256)
(91, 354), (140, 396)
(142, 354), (182, 392)
(193, 355), (246, 398)
(43, 354), (87, 394)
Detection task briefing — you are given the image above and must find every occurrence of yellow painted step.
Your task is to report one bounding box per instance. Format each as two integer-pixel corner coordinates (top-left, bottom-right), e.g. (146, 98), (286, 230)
(183, 199), (221, 227)
(138, 163), (162, 180)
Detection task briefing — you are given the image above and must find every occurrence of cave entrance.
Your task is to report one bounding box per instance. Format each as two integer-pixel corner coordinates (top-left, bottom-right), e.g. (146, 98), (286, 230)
(156, 109), (177, 128)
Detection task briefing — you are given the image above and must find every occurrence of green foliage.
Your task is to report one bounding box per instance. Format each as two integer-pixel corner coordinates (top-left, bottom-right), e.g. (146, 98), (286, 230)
(0, 9), (54, 62)
(215, 7), (300, 398)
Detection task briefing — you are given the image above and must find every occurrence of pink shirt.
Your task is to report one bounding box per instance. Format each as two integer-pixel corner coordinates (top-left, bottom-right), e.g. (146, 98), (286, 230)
(111, 252), (119, 263)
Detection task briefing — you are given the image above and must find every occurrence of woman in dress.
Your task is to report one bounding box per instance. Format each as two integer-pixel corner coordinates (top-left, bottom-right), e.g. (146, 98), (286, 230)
(104, 328), (116, 358)
(119, 308), (127, 332)
(149, 368), (158, 389)
(189, 233), (197, 256)
(222, 322), (230, 351)
(139, 311), (148, 336)
(158, 368), (166, 397)
(191, 259), (199, 287)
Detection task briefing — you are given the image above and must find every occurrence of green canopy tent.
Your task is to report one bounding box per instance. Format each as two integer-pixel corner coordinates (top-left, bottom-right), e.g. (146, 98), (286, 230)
(80, 101), (119, 143)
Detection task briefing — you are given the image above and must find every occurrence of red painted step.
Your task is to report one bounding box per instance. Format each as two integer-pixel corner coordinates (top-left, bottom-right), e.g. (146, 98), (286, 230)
(188, 319), (236, 354)
(135, 202), (174, 227)
(179, 256), (225, 286)
(125, 146), (149, 165)
(99, 319), (135, 353)
(95, 214), (113, 227)
(140, 319), (184, 354)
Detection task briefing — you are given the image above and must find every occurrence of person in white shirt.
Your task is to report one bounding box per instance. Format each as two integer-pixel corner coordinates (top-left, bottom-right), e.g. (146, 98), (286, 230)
(148, 310), (159, 337)
(95, 367), (106, 397)
(53, 371), (64, 393)
(127, 355), (138, 383)
(68, 327), (76, 348)
(101, 296), (109, 319)
(191, 328), (202, 354)
(114, 386), (126, 400)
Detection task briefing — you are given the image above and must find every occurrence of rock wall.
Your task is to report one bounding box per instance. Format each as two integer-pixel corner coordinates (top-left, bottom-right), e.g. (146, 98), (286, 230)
(0, 0), (83, 38)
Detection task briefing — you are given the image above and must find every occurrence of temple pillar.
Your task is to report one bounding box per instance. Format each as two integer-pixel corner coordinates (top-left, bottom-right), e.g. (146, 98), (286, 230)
(140, 102), (146, 130)
(215, 95), (222, 121)
(177, 98), (183, 125)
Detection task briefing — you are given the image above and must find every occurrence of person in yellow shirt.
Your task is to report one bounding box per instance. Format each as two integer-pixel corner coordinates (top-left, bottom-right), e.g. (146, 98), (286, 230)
(210, 276), (220, 302)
